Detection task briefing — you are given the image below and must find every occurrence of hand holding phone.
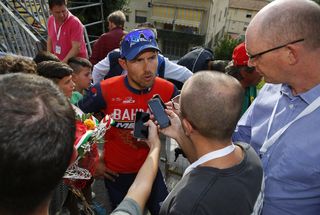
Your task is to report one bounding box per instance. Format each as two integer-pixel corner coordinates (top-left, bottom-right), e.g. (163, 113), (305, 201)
(148, 98), (171, 128)
(133, 111), (150, 139)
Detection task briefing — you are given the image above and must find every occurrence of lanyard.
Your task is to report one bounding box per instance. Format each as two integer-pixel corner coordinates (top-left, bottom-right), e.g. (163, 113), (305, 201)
(53, 12), (69, 41)
(183, 144), (235, 177)
(260, 95), (320, 155)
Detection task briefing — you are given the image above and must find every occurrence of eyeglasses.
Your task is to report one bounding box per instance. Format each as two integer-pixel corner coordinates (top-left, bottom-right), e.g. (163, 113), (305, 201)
(123, 29), (156, 47)
(171, 94), (180, 110)
(246, 39), (304, 61)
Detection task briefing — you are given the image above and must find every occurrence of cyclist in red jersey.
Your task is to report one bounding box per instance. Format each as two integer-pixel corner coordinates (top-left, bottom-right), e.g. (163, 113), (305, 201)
(78, 29), (179, 215)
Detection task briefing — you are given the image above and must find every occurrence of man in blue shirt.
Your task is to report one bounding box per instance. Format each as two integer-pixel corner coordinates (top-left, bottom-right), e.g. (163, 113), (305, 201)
(233, 0), (320, 214)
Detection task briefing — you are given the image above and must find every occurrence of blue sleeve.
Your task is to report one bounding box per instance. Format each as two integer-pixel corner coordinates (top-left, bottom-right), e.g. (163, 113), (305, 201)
(232, 98), (253, 143)
(77, 83), (106, 113)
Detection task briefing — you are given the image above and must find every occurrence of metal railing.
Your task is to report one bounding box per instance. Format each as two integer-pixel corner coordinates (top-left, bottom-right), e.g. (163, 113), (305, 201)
(0, 0), (104, 57)
(0, 1), (42, 57)
(4, 0), (49, 36)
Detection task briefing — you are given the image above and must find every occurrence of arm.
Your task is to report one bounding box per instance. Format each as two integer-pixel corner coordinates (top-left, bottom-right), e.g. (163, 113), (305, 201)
(92, 54), (111, 84)
(124, 120), (161, 211)
(62, 41), (81, 63)
(77, 83), (106, 113)
(163, 57), (193, 83)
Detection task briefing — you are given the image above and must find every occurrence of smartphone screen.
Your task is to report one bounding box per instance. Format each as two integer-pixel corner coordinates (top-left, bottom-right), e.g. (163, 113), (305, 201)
(148, 98), (171, 128)
(152, 94), (166, 109)
(133, 111), (150, 139)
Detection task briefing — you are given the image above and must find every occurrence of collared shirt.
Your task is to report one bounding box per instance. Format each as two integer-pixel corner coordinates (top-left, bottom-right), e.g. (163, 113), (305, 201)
(233, 83), (320, 215)
(47, 10), (87, 60)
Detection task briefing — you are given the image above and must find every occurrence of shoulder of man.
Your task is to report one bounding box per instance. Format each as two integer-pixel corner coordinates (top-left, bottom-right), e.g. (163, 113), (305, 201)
(106, 50), (123, 79)
(157, 54), (165, 78)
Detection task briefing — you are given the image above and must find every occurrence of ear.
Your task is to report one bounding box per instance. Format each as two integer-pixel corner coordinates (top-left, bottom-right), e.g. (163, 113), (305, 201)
(286, 45), (298, 65)
(182, 118), (194, 136)
(118, 58), (128, 71)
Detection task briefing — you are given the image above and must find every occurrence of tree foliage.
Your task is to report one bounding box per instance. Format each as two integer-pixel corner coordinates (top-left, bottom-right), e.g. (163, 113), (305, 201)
(312, 0), (320, 5)
(68, 0), (128, 37)
(214, 35), (243, 61)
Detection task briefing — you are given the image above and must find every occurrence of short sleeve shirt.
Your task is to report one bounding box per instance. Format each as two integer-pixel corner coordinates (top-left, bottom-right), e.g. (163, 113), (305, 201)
(47, 11), (87, 60)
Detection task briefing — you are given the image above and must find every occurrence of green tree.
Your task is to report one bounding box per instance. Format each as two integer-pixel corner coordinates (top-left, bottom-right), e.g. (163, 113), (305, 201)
(68, 0), (128, 38)
(214, 35), (242, 61)
(312, 0), (320, 5)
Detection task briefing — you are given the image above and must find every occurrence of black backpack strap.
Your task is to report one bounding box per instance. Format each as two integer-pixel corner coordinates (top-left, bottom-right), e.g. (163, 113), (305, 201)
(105, 50), (124, 79)
(157, 55), (165, 78)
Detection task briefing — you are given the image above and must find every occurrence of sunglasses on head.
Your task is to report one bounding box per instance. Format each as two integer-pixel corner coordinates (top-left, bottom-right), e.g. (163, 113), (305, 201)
(124, 29), (156, 47)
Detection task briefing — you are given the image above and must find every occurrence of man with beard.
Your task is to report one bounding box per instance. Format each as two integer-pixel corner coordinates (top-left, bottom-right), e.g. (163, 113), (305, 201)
(78, 29), (179, 215)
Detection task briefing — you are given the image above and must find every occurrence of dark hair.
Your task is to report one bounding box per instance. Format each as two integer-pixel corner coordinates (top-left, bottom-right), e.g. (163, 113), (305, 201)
(181, 71), (244, 140)
(68, 57), (92, 74)
(108, 10), (126, 27)
(48, 0), (66, 9)
(0, 73), (75, 214)
(37, 61), (73, 84)
(33, 51), (60, 64)
(208, 60), (229, 72)
(0, 55), (36, 74)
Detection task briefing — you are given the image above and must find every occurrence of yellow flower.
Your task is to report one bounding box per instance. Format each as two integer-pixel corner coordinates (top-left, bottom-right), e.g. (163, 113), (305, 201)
(84, 119), (95, 130)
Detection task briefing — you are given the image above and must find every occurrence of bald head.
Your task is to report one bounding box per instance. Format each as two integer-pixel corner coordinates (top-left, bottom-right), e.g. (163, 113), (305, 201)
(247, 0), (320, 49)
(180, 71), (244, 141)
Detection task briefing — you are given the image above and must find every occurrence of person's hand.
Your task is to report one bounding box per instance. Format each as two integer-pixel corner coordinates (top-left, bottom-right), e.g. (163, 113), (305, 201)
(159, 109), (183, 140)
(94, 157), (119, 181)
(165, 101), (179, 115)
(143, 119), (161, 150)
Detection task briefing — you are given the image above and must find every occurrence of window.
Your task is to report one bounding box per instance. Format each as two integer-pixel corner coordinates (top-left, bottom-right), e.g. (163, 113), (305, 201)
(163, 39), (189, 59)
(163, 23), (173, 30)
(125, 15), (129, 22)
(135, 10), (147, 23)
(246, 14), (252, 18)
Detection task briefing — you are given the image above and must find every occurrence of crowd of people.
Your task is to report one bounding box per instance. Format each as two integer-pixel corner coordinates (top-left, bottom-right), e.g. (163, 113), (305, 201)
(1, 0), (320, 215)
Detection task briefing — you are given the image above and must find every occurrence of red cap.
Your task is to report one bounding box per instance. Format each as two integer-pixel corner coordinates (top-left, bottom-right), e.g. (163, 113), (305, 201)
(232, 42), (248, 66)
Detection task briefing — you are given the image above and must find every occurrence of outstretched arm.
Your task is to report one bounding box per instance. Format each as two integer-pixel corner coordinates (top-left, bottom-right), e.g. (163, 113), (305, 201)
(126, 120), (161, 209)
(111, 120), (161, 215)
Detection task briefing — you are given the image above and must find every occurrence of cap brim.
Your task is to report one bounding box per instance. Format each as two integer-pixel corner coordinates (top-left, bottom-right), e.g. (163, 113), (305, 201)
(125, 44), (161, 61)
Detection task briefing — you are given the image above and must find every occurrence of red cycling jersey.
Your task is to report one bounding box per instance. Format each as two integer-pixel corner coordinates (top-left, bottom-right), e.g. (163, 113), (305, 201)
(100, 76), (176, 173)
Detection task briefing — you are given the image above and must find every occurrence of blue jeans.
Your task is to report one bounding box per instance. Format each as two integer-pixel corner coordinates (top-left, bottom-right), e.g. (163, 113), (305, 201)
(104, 168), (168, 215)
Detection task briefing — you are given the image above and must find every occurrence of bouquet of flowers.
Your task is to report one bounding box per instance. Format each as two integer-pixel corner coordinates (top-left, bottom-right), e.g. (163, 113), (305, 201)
(63, 113), (115, 189)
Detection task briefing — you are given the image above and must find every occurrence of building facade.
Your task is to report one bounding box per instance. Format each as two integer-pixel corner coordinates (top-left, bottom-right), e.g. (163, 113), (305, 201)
(226, 0), (270, 39)
(124, 0), (229, 59)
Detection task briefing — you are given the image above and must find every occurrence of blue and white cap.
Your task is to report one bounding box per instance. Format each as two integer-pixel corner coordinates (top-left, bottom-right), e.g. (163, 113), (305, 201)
(120, 29), (161, 60)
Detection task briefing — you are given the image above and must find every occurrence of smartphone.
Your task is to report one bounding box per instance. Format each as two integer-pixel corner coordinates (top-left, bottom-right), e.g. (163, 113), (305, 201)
(133, 111), (150, 139)
(148, 98), (171, 128)
(152, 94), (166, 109)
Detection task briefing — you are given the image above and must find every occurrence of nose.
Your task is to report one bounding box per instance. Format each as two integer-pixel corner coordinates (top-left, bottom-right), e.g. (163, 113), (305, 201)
(248, 58), (256, 67)
(143, 59), (153, 72)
